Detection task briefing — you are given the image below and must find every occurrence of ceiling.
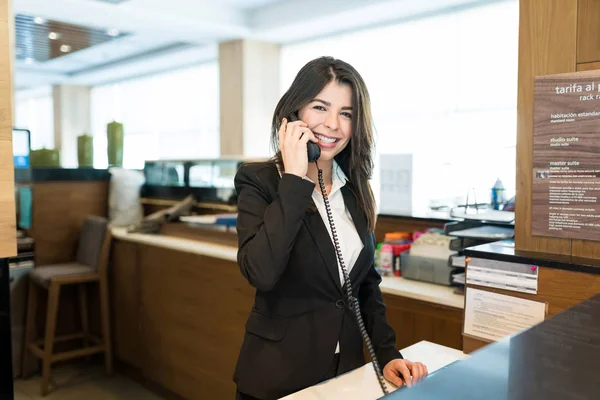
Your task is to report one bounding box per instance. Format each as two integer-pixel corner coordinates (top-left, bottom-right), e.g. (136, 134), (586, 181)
(13, 0), (504, 90)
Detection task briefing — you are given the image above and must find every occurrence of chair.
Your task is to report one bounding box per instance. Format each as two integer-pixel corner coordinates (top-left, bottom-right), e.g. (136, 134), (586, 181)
(21, 216), (113, 396)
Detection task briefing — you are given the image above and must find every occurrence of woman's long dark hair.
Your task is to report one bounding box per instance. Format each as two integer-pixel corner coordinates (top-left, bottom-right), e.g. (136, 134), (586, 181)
(271, 56), (376, 233)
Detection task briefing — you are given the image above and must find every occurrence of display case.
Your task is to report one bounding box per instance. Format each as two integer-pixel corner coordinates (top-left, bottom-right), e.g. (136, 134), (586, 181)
(141, 158), (264, 207)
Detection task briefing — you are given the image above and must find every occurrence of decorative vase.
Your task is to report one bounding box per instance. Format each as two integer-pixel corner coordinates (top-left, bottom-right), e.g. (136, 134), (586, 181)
(30, 148), (60, 167)
(77, 134), (94, 167)
(107, 121), (124, 167)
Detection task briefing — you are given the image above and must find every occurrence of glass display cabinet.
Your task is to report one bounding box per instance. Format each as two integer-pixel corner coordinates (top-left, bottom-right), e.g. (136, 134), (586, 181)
(141, 158), (264, 206)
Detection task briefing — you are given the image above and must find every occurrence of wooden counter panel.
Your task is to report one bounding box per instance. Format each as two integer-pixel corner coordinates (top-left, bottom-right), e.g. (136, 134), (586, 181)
(111, 240), (143, 369)
(139, 244), (254, 399)
(383, 293), (463, 351)
(109, 234), (468, 399)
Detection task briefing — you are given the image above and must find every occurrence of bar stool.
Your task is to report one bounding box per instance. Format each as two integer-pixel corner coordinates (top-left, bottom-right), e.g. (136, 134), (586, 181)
(21, 216), (113, 396)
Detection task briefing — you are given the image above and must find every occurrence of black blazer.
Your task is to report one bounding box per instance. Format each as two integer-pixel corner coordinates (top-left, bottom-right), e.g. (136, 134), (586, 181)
(233, 161), (402, 400)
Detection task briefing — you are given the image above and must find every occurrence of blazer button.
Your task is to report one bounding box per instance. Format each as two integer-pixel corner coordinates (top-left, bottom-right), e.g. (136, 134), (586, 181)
(335, 299), (345, 309)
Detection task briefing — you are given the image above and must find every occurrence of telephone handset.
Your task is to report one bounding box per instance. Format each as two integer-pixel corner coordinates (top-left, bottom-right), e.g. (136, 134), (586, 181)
(287, 112), (321, 162)
(286, 113), (390, 395)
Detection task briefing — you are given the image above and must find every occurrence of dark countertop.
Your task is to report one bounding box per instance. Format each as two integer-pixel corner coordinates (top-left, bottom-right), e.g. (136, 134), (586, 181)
(15, 168), (111, 183)
(463, 240), (600, 275)
(381, 293), (600, 400)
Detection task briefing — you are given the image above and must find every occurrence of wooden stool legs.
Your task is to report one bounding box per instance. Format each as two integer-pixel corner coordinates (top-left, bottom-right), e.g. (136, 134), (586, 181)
(41, 283), (60, 396)
(99, 275), (113, 375)
(78, 284), (90, 360)
(21, 280), (37, 379)
(21, 276), (113, 396)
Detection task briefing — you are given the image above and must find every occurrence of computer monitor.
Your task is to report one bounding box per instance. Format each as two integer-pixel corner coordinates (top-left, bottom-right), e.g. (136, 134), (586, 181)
(12, 128), (31, 182)
(12, 128), (30, 168)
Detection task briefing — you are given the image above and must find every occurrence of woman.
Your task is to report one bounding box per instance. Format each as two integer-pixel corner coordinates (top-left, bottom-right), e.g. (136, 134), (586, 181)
(233, 56), (428, 400)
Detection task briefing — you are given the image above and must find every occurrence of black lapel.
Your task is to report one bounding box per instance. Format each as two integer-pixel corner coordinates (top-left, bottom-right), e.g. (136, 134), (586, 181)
(303, 206), (343, 291)
(341, 185), (371, 282)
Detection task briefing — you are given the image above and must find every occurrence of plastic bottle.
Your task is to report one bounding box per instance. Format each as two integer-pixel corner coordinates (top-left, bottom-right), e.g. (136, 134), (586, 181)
(379, 244), (394, 276)
(392, 244), (411, 277)
(491, 178), (505, 210)
(374, 243), (382, 275)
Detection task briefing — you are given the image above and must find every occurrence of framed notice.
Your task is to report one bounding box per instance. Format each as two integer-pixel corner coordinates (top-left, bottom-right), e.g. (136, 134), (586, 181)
(533, 70), (600, 241)
(463, 288), (546, 342)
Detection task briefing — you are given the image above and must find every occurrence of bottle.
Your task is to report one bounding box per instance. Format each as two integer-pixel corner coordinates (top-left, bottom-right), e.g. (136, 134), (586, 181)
(379, 244), (394, 276)
(392, 244), (411, 277)
(491, 178), (505, 210)
(374, 243), (382, 275)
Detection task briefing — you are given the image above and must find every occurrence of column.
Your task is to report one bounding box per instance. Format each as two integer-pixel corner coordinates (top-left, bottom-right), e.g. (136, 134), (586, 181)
(52, 85), (91, 168)
(0, 0), (16, 257)
(219, 39), (280, 157)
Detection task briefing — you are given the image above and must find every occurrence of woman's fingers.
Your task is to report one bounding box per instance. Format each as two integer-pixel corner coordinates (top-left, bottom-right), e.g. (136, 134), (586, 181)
(278, 118), (287, 150)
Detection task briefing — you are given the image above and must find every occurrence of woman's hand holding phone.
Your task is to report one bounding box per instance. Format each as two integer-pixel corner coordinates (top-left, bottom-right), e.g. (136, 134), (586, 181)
(279, 117), (319, 178)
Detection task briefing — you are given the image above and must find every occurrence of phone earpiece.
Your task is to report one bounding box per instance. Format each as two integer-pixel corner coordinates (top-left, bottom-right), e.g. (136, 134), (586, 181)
(287, 112), (320, 162)
(307, 142), (320, 162)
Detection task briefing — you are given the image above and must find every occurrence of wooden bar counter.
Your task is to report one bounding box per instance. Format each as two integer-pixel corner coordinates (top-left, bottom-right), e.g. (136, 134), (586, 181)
(108, 226), (464, 400)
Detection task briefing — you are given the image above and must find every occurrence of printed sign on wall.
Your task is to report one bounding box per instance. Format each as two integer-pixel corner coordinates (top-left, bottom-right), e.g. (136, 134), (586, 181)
(533, 70), (600, 241)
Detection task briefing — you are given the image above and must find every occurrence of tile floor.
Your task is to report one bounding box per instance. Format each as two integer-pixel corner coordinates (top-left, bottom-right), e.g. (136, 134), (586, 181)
(13, 363), (164, 400)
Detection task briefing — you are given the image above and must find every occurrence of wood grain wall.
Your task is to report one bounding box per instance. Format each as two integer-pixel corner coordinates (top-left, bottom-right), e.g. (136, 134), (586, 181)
(28, 181), (109, 266)
(516, 0), (600, 259)
(0, 0), (16, 258)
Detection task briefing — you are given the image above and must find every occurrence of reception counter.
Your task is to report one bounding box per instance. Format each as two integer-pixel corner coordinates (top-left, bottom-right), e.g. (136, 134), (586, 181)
(286, 293), (600, 400)
(108, 227), (465, 399)
(282, 341), (467, 400)
(110, 227), (465, 309)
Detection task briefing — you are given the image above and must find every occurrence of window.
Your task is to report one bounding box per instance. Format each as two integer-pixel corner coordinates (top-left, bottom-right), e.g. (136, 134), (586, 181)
(280, 1), (519, 213)
(14, 86), (54, 151)
(90, 62), (220, 169)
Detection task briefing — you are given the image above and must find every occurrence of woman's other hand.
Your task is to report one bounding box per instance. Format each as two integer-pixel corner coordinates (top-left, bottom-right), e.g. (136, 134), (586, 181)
(279, 117), (318, 178)
(383, 359), (428, 388)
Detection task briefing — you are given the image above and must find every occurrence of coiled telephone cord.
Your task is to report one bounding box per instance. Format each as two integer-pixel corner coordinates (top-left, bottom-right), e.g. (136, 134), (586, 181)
(316, 161), (389, 397)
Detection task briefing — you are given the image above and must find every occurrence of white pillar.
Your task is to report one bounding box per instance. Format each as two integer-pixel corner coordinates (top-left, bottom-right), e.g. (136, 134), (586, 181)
(219, 39), (280, 158)
(52, 85), (91, 167)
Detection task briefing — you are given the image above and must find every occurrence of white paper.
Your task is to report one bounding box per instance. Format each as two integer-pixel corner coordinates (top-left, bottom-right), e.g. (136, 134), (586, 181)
(464, 288), (546, 342)
(378, 154), (412, 215)
(467, 257), (538, 294)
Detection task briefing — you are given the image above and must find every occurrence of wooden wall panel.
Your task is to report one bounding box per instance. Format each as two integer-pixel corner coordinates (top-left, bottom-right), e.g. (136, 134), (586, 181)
(29, 181), (108, 266)
(0, 0), (16, 258)
(577, 0), (600, 64)
(515, 0), (577, 254)
(383, 294), (463, 351)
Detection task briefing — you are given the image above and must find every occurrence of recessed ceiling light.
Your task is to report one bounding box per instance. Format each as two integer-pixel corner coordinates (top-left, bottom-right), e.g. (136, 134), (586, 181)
(106, 28), (120, 37)
(34, 17), (45, 24)
(24, 58), (34, 64)
(60, 44), (71, 53)
(48, 32), (60, 40)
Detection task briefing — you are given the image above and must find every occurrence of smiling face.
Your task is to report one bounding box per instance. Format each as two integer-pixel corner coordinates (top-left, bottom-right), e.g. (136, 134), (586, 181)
(297, 80), (353, 161)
